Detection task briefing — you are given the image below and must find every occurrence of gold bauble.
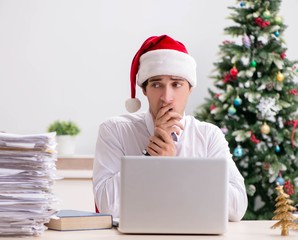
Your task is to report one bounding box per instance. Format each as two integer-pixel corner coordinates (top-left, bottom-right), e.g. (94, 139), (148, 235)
(276, 71), (284, 82)
(260, 123), (270, 135)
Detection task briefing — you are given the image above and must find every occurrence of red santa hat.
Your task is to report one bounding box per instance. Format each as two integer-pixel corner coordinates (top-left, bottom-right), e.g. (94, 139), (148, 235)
(125, 35), (197, 113)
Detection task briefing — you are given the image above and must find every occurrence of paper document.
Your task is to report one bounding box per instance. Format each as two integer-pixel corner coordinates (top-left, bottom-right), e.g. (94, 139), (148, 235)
(0, 132), (58, 237)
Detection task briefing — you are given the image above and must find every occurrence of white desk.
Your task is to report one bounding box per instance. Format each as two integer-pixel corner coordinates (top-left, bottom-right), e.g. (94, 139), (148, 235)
(2, 221), (298, 239)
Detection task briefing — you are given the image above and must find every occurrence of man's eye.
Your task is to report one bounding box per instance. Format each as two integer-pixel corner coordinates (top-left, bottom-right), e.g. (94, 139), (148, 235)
(151, 83), (160, 88)
(173, 82), (182, 88)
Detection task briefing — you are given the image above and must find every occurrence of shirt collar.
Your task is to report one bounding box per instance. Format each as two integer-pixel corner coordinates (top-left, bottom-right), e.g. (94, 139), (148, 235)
(145, 109), (185, 142)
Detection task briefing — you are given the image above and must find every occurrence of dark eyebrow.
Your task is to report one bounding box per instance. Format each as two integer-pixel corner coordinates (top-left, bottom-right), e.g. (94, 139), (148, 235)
(148, 77), (162, 83)
(148, 77), (186, 82)
(170, 77), (185, 81)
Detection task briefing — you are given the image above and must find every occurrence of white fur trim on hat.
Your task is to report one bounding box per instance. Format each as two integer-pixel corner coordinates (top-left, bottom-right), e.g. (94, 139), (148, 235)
(136, 49), (197, 87)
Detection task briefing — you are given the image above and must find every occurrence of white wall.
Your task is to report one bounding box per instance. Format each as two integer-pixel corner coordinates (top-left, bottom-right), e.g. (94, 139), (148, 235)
(0, 0), (297, 155)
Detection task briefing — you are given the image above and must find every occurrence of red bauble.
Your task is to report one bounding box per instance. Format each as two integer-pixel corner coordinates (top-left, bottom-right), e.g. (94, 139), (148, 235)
(230, 67), (238, 77)
(280, 52), (286, 60)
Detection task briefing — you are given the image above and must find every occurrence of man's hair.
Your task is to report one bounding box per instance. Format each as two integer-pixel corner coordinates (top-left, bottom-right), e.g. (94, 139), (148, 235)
(141, 80), (149, 90)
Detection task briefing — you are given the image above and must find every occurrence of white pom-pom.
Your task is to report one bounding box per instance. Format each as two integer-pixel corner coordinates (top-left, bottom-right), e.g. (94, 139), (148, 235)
(125, 98), (141, 113)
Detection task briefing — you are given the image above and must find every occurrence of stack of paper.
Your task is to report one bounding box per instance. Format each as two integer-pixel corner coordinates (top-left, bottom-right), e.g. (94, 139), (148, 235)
(0, 132), (58, 237)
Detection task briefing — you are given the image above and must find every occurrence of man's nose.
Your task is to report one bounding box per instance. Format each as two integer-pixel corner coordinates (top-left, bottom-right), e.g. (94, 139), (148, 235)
(160, 86), (174, 104)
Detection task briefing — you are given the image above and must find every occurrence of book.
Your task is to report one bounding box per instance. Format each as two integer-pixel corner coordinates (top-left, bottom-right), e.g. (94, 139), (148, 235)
(45, 210), (113, 231)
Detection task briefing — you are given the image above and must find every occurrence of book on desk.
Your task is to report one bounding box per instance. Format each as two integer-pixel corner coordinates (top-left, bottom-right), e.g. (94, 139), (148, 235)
(45, 210), (113, 231)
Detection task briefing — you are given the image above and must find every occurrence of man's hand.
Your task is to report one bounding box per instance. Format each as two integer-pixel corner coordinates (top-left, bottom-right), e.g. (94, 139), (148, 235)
(154, 104), (184, 136)
(146, 104), (184, 156)
(147, 127), (176, 156)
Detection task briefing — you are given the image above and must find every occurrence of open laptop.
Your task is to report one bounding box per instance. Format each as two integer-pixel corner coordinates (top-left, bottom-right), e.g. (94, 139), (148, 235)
(118, 156), (228, 234)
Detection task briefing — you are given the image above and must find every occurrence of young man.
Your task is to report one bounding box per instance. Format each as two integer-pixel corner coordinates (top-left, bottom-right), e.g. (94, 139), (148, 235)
(93, 35), (248, 221)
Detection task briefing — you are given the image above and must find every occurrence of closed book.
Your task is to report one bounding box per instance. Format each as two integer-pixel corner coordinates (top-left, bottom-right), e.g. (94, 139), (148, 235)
(45, 210), (113, 231)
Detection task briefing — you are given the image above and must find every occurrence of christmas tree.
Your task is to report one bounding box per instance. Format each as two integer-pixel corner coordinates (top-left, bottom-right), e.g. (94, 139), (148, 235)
(271, 183), (298, 236)
(195, 0), (298, 219)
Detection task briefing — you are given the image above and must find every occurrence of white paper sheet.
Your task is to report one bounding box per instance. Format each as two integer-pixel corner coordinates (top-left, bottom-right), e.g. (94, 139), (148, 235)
(0, 132), (58, 237)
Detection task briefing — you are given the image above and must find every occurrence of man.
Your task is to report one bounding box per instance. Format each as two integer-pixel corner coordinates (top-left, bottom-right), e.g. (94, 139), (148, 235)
(93, 35), (247, 221)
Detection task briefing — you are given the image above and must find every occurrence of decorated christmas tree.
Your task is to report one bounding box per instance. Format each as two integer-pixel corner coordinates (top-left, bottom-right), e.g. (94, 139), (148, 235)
(195, 0), (298, 219)
(271, 183), (298, 236)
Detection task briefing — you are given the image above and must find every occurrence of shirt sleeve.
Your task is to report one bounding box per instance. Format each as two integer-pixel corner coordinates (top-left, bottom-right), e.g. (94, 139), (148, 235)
(206, 125), (248, 222)
(92, 121), (122, 217)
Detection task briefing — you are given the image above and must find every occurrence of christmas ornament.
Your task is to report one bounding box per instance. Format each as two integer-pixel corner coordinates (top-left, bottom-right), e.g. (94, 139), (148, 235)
(284, 180), (295, 196)
(250, 133), (260, 144)
(280, 52), (286, 60)
(274, 16), (282, 24)
(276, 176), (285, 186)
(289, 89), (298, 96)
(275, 145), (281, 153)
(223, 73), (237, 83)
(242, 33), (251, 48)
(233, 145), (244, 157)
(260, 122), (270, 134)
(233, 96), (242, 107)
(257, 97), (280, 122)
(255, 17), (263, 26)
(274, 31), (280, 37)
(230, 66), (238, 77)
(250, 60), (257, 68)
(262, 20), (271, 28)
(240, 1), (245, 7)
(276, 71), (284, 82)
(263, 10), (271, 19)
(271, 183), (298, 236)
(228, 105), (237, 115)
(254, 17), (270, 28)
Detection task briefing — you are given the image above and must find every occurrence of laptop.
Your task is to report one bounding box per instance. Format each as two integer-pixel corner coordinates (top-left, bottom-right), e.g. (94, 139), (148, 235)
(118, 156), (228, 234)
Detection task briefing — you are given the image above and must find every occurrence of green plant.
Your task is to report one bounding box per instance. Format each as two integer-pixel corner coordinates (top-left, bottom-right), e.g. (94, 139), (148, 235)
(47, 120), (80, 136)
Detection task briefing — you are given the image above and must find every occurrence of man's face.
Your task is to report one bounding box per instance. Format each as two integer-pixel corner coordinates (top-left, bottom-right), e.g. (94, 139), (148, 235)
(142, 75), (192, 120)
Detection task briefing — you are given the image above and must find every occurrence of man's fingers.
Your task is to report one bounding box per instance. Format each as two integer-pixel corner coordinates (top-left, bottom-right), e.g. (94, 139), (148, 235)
(154, 127), (173, 143)
(155, 104), (174, 119)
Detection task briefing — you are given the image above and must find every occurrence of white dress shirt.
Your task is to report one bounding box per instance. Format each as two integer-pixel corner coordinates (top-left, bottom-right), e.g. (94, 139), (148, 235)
(93, 110), (248, 221)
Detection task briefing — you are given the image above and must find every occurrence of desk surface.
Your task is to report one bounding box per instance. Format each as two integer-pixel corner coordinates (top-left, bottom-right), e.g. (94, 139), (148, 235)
(2, 221), (298, 239)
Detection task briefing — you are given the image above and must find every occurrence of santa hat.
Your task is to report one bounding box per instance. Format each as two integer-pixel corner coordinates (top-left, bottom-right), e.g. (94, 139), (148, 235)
(125, 35), (197, 113)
